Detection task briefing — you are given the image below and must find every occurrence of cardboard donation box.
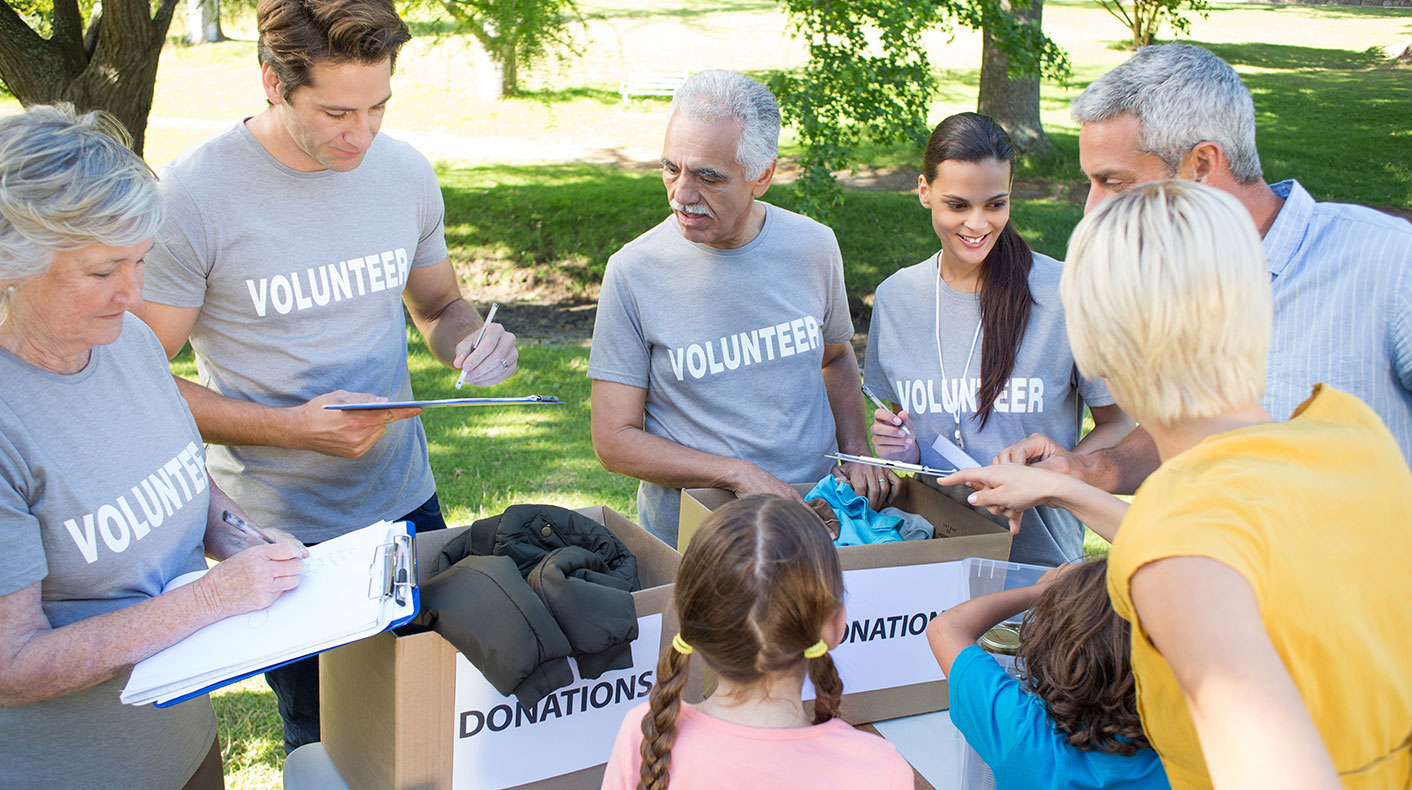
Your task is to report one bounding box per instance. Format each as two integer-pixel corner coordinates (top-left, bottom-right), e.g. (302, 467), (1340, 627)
(679, 477), (1013, 723)
(320, 506), (681, 790)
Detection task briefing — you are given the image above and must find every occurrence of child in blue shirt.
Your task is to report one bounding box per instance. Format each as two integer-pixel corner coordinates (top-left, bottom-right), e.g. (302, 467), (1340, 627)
(928, 559), (1169, 790)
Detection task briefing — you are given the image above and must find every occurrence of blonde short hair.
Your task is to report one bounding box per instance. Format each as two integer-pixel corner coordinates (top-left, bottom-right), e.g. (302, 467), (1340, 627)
(1060, 180), (1270, 426)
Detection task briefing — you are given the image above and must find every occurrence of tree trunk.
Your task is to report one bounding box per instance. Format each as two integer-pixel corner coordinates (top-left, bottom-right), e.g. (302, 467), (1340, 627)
(977, 0), (1052, 158)
(186, 0), (223, 44)
(499, 42), (519, 96)
(0, 0), (180, 156)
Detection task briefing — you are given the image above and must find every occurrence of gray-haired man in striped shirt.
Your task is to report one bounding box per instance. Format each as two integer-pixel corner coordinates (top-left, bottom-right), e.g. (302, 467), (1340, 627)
(994, 43), (1411, 492)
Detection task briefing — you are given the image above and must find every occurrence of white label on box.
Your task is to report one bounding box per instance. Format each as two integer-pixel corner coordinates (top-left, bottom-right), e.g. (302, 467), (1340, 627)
(451, 613), (663, 789)
(805, 561), (969, 699)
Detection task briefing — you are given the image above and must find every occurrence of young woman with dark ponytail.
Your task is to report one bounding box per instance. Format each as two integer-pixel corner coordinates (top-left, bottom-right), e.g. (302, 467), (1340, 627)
(600, 495), (913, 790)
(865, 112), (1132, 566)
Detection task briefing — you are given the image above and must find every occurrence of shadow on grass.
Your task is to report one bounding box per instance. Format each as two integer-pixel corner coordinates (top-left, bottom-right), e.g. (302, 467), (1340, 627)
(1187, 40), (1412, 206)
(581, 0), (778, 22)
(505, 85), (623, 106)
(1196, 40), (1384, 70)
(1231, 2), (1412, 19)
(441, 164), (666, 291)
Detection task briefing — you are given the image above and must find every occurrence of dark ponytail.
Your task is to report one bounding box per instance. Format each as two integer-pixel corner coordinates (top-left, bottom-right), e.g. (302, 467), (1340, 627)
(922, 112), (1035, 430)
(638, 648), (690, 790)
(807, 653), (843, 724)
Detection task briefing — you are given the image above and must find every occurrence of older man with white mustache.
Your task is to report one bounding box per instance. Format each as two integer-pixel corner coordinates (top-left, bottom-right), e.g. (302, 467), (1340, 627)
(588, 70), (883, 546)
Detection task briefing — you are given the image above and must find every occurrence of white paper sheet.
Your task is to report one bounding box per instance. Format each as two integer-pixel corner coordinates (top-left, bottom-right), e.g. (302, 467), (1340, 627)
(121, 521), (412, 705)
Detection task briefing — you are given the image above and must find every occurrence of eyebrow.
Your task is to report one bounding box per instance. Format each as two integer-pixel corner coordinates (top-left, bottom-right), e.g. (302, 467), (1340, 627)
(661, 158), (729, 181)
(316, 92), (393, 113)
(941, 191), (1010, 202)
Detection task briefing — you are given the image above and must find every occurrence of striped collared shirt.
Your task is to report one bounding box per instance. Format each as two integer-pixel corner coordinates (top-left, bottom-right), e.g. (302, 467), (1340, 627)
(1264, 179), (1412, 464)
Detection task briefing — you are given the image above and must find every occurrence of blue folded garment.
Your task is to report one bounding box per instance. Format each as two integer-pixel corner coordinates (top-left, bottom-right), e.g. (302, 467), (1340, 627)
(805, 475), (917, 546)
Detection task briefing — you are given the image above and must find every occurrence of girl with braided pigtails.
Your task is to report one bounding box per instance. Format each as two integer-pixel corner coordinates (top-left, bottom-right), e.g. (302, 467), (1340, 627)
(600, 495), (914, 790)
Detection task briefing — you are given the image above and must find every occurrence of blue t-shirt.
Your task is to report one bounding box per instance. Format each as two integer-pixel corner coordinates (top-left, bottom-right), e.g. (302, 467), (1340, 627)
(949, 645), (1170, 790)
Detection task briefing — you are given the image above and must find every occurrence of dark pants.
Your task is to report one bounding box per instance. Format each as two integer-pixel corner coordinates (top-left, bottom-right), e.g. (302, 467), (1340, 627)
(265, 492), (448, 754)
(182, 736), (224, 790)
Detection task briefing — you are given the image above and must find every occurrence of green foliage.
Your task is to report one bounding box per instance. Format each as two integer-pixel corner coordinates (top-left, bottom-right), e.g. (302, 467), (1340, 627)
(770, 0), (1069, 221)
(1093, 0), (1209, 48)
(402, 0), (583, 95)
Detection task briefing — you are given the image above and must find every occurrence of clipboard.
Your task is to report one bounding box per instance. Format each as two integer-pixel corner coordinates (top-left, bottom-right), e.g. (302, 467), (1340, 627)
(121, 521), (419, 708)
(323, 395), (563, 410)
(827, 451), (965, 478)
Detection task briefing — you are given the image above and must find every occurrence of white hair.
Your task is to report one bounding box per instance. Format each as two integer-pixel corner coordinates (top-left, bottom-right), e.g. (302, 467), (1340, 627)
(1072, 44), (1263, 185)
(668, 70), (781, 181)
(0, 104), (162, 319)
(1061, 180), (1271, 426)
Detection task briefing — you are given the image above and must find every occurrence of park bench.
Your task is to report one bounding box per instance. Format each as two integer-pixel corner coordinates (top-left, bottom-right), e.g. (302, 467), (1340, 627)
(619, 71), (690, 104)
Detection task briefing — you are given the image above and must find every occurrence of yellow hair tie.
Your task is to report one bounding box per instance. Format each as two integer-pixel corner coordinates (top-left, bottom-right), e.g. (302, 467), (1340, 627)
(672, 633), (694, 655)
(803, 640), (828, 659)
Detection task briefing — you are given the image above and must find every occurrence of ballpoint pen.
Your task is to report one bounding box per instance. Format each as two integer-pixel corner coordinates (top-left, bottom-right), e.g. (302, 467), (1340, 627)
(455, 302), (501, 390)
(861, 382), (911, 437)
(222, 510), (276, 544)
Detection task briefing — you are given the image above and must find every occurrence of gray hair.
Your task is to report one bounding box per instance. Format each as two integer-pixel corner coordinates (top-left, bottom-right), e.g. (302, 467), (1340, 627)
(669, 70), (781, 181)
(1072, 44), (1263, 185)
(0, 105), (162, 297)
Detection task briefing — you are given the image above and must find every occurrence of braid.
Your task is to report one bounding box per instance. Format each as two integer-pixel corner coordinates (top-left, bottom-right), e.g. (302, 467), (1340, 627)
(807, 653), (843, 724)
(638, 648), (690, 790)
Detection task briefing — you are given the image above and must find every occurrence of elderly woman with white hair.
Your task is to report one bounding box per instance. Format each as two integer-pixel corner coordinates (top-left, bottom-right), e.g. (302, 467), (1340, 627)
(0, 106), (308, 789)
(942, 181), (1412, 790)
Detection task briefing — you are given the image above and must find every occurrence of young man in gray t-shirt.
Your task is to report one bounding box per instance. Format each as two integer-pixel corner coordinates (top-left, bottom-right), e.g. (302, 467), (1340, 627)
(134, 0), (517, 753)
(589, 70), (884, 545)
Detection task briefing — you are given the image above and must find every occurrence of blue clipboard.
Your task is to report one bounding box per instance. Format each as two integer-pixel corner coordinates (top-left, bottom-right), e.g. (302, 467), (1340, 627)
(127, 523), (420, 708)
(323, 395), (563, 410)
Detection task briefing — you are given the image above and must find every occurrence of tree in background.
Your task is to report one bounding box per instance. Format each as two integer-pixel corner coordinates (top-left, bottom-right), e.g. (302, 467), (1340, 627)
(979, 0), (1051, 157)
(1095, 0), (1209, 48)
(771, 0), (1069, 220)
(0, 0), (180, 154)
(414, 0), (582, 96)
(185, 0), (223, 44)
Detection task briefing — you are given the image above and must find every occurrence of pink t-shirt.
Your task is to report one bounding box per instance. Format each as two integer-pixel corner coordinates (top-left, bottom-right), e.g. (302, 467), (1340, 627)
(601, 702), (915, 789)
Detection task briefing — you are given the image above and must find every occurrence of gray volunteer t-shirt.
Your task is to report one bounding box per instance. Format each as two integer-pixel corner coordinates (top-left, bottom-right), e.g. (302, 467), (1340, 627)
(588, 203), (854, 543)
(145, 122), (445, 542)
(865, 253), (1114, 566)
(0, 314), (215, 789)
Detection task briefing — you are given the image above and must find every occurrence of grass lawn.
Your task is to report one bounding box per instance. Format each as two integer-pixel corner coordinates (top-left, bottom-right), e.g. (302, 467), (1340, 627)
(32, 0), (1408, 785)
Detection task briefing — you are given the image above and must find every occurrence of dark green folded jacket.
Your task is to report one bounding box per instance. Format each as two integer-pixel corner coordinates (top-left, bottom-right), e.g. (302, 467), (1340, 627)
(417, 504), (640, 706)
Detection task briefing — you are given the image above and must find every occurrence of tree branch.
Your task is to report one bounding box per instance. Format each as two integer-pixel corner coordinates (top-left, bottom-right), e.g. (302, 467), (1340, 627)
(51, 0), (85, 54)
(152, 0), (183, 38)
(0, 1), (50, 53)
(0, 2), (62, 97)
(439, 0), (492, 48)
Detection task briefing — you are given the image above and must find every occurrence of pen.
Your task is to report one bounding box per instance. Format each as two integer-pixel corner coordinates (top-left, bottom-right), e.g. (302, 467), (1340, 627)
(861, 382), (911, 437)
(222, 510), (276, 545)
(455, 302), (501, 390)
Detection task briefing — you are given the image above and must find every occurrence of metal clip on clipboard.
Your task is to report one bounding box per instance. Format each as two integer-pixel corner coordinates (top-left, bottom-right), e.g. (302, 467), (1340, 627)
(367, 531), (418, 607)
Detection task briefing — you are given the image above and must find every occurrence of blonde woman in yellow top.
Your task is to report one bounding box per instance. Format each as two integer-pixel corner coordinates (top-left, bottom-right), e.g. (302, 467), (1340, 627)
(940, 180), (1412, 790)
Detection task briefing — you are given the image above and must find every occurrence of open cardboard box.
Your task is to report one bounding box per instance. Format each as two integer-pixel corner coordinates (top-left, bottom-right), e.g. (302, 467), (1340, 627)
(320, 506), (681, 790)
(679, 477), (1013, 724)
